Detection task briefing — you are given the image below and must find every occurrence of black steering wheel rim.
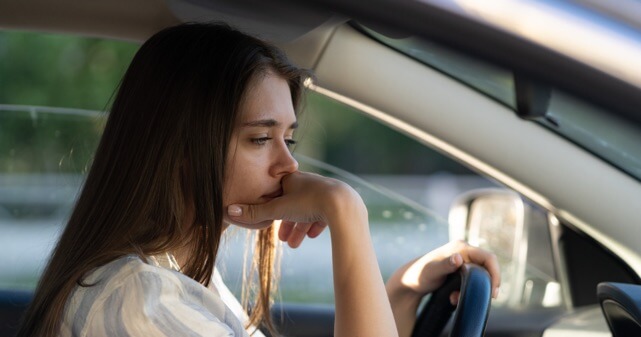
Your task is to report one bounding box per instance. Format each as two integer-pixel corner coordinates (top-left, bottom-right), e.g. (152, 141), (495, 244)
(411, 263), (492, 337)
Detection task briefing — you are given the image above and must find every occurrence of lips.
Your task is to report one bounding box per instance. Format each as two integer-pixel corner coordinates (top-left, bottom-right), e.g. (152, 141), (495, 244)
(262, 188), (283, 199)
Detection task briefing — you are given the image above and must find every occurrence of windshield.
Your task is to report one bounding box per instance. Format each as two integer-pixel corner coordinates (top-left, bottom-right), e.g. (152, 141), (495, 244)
(362, 24), (641, 181)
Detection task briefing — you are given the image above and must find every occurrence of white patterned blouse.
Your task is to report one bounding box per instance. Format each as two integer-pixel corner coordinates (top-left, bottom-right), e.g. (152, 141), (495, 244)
(59, 253), (265, 337)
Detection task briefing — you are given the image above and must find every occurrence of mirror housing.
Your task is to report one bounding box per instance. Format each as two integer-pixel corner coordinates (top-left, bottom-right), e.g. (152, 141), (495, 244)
(448, 188), (563, 308)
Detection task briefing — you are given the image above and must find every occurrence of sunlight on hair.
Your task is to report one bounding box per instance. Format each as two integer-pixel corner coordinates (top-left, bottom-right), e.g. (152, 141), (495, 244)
(241, 219), (283, 334)
(273, 219), (282, 231)
(303, 77), (314, 88)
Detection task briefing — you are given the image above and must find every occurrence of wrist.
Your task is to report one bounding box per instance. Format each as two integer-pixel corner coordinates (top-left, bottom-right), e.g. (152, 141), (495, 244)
(323, 182), (368, 229)
(386, 280), (421, 311)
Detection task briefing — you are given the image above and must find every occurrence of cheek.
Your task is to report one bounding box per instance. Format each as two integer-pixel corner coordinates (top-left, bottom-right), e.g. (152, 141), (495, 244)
(223, 152), (263, 205)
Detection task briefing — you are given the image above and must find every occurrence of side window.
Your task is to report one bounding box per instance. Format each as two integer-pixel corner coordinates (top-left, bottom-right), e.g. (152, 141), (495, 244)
(0, 106), (104, 290)
(0, 31), (137, 290)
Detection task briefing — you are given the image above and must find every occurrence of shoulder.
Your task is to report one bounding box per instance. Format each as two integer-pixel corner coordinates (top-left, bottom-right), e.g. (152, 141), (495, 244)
(64, 255), (243, 337)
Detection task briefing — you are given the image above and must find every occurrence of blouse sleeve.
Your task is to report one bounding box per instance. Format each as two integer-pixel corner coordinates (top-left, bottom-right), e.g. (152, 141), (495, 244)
(82, 269), (239, 337)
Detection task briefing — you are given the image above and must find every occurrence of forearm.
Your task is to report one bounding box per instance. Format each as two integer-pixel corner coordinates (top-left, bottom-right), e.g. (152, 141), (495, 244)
(328, 199), (398, 337)
(386, 283), (420, 337)
(385, 254), (430, 337)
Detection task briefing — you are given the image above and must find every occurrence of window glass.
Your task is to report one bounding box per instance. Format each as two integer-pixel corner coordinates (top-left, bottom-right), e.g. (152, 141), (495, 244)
(0, 31), (136, 289)
(0, 31), (137, 110)
(541, 91), (641, 180)
(1, 30), (565, 312)
(0, 106), (104, 289)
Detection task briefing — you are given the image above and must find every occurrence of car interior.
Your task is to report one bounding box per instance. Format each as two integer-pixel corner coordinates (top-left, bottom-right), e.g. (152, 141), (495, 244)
(2, 0), (641, 336)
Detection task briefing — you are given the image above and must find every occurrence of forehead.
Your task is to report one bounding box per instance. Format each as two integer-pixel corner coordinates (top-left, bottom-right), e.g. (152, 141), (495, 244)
(238, 72), (296, 123)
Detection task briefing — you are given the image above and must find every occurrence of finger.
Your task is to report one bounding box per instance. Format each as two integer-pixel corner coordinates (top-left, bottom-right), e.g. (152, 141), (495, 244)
(415, 253), (464, 293)
(435, 252), (464, 281)
(432, 252), (463, 276)
(227, 201), (280, 225)
(288, 222), (313, 248)
(278, 221), (296, 241)
(306, 222), (327, 238)
(449, 253), (464, 269)
(450, 291), (460, 306)
(464, 246), (501, 298)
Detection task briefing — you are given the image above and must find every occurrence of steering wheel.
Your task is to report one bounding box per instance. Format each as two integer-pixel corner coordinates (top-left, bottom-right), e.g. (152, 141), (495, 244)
(411, 263), (492, 337)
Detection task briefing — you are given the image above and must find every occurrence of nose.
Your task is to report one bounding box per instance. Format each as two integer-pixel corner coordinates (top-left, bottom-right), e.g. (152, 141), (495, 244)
(270, 143), (298, 177)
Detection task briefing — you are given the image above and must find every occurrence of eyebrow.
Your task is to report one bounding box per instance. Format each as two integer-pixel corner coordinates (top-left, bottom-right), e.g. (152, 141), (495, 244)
(242, 119), (298, 129)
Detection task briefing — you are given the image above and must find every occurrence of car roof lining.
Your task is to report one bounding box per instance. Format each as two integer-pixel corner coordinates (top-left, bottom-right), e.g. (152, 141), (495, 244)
(0, 0), (337, 69)
(166, 0), (337, 43)
(0, 0), (180, 41)
(0, 0), (336, 43)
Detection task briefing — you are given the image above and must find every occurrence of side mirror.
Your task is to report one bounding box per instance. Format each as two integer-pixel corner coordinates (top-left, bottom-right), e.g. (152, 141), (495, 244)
(448, 189), (563, 308)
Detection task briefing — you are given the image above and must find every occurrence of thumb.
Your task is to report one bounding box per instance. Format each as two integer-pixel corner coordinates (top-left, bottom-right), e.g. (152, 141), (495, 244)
(430, 253), (463, 281)
(447, 253), (464, 270)
(427, 253), (464, 292)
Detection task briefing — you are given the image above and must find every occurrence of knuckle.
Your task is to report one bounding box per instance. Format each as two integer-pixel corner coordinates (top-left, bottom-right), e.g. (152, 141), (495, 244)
(453, 239), (467, 249)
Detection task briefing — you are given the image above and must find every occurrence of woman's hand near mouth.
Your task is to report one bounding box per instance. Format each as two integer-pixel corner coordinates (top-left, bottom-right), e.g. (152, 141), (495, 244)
(227, 170), (399, 337)
(248, 176), (327, 248)
(261, 188), (283, 200)
(227, 171), (351, 247)
(277, 219), (327, 248)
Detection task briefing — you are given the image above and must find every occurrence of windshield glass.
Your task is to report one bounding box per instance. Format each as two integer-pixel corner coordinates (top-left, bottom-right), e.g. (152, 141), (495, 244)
(361, 24), (641, 181)
(543, 92), (641, 178)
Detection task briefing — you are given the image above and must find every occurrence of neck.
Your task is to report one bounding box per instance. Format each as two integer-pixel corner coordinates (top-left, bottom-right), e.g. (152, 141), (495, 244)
(173, 208), (232, 270)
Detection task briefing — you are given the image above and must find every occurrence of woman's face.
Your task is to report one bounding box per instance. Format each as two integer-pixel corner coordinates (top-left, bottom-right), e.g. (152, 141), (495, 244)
(223, 71), (299, 229)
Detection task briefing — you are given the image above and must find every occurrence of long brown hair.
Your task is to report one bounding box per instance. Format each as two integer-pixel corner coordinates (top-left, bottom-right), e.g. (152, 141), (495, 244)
(17, 22), (309, 337)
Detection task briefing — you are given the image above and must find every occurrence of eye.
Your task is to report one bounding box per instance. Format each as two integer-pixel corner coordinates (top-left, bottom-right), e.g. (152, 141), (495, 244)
(285, 139), (297, 148)
(251, 137), (271, 145)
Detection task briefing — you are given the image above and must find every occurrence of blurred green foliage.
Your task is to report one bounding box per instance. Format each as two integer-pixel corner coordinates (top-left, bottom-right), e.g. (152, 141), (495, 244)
(0, 109), (105, 173)
(0, 31), (137, 173)
(0, 31), (138, 110)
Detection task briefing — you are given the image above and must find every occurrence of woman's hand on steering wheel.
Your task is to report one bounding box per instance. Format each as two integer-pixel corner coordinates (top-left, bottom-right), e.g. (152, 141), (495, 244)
(385, 241), (501, 337)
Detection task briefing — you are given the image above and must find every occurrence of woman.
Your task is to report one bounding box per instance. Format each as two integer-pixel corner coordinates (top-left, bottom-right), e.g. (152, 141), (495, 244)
(17, 22), (499, 337)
